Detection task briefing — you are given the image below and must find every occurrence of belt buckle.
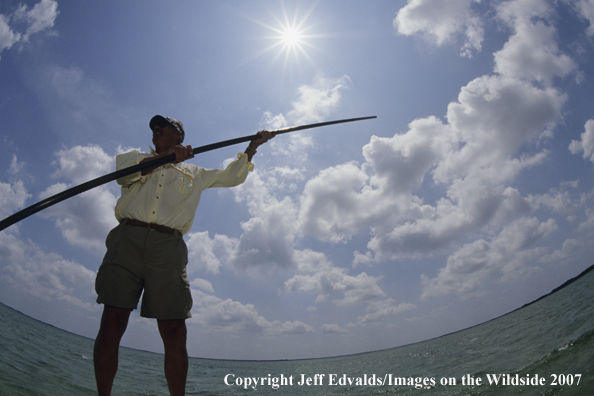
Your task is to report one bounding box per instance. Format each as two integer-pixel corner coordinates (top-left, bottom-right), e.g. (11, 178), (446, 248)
(148, 223), (155, 231)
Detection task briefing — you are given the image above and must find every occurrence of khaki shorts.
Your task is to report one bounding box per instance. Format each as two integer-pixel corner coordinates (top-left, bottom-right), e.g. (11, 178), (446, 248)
(95, 222), (193, 320)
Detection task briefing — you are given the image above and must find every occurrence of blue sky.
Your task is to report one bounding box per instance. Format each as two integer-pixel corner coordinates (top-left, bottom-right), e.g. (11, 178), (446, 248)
(1, 0), (594, 360)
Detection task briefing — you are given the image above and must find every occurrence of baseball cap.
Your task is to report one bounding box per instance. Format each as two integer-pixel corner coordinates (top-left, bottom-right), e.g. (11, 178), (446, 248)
(149, 115), (185, 143)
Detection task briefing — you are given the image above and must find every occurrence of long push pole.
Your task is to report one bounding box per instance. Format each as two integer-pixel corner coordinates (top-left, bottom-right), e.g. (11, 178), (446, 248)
(0, 116), (376, 231)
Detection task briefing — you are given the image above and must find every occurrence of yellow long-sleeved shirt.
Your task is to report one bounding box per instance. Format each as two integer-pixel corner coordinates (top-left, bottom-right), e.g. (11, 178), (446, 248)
(114, 149), (253, 235)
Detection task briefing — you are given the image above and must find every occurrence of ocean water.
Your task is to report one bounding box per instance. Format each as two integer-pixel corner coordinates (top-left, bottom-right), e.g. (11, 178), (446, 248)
(1, 267), (593, 395)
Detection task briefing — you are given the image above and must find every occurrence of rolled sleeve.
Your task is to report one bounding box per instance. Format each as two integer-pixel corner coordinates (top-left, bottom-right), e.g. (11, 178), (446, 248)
(116, 150), (151, 186)
(202, 153), (253, 189)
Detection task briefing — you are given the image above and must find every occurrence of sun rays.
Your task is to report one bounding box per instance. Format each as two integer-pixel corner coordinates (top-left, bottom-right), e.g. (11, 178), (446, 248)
(239, 3), (321, 72)
(280, 26), (304, 49)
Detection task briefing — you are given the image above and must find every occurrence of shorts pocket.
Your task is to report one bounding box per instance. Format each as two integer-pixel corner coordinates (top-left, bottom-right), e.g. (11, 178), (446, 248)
(103, 225), (123, 263)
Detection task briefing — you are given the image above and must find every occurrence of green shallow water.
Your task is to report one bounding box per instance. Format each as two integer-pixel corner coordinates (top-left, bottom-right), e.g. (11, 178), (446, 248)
(1, 267), (593, 395)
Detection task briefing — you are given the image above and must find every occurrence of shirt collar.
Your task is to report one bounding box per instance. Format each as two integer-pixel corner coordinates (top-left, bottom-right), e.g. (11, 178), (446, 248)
(149, 146), (189, 174)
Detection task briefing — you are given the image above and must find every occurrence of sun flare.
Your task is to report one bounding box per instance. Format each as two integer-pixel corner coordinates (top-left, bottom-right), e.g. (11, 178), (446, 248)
(243, 4), (320, 70)
(272, 19), (311, 61)
(281, 26), (303, 48)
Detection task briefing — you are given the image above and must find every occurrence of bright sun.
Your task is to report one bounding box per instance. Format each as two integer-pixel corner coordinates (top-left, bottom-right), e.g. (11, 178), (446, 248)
(271, 19), (316, 68)
(244, 5), (319, 69)
(281, 26), (303, 48)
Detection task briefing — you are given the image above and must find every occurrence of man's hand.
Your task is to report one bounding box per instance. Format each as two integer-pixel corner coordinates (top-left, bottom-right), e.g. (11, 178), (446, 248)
(140, 144), (194, 175)
(245, 130), (274, 161)
(166, 144), (194, 164)
(249, 130), (274, 149)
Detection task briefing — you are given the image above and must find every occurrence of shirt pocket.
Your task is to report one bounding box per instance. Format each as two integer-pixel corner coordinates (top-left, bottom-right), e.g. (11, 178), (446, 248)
(169, 168), (194, 195)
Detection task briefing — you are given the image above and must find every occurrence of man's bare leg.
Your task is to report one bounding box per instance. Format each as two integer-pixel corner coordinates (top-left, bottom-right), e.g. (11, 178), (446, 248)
(158, 319), (188, 396)
(94, 306), (132, 396)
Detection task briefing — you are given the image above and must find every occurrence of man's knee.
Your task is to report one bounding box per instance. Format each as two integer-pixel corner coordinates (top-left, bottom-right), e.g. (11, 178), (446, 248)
(157, 319), (187, 348)
(99, 305), (132, 335)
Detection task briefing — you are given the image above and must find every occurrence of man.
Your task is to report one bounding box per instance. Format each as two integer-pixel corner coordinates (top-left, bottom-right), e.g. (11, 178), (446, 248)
(93, 115), (273, 396)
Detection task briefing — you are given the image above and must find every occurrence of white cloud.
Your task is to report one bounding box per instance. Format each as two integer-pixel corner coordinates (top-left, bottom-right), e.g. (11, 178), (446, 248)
(284, 265), (385, 306)
(571, 0), (594, 36)
(357, 299), (416, 326)
(231, 170), (299, 269)
(496, 0), (552, 25)
(228, 143), (390, 313)
(0, 14), (21, 53)
(263, 74), (350, 160)
(298, 161), (379, 244)
(38, 145), (118, 254)
(297, 73), (562, 262)
(528, 181), (580, 215)
(0, 179), (30, 220)
(421, 217), (557, 299)
(189, 288), (313, 336)
(50, 145), (113, 184)
(15, 0), (59, 40)
(296, 0), (569, 265)
(186, 231), (237, 274)
(226, 74), (357, 272)
(444, 76), (563, 175)
(229, 164), (393, 313)
(577, 207), (594, 232)
(191, 277), (215, 294)
(227, 1), (581, 317)
(365, 116), (455, 194)
(261, 74), (350, 127)
(286, 74), (351, 124)
(494, 0), (576, 83)
(569, 117), (594, 164)
(259, 1), (587, 318)
(0, 231), (96, 310)
(226, 2), (577, 315)
(0, 155), (32, 223)
(261, 111), (287, 130)
(394, 0), (483, 57)
(321, 323), (346, 334)
(8, 154), (25, 176)
(0, 0), (58, 59)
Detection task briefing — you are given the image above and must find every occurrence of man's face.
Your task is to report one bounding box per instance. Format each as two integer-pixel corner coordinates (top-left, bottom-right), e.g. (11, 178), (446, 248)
(152, 125), (181, 153)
